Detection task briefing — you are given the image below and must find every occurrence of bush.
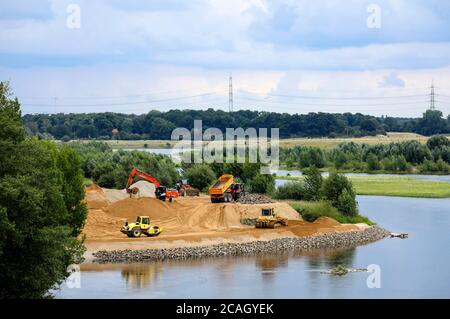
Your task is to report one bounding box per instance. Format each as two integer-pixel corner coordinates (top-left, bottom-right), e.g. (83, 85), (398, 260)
(303, 166), (323, 200)
(419, 159), (450, 174)
(290, 201), (373, 225)
(247, 173), (275, 195)
(321, 172), (358, 216)
(275, 181), (305, 200)
(184, 164), (216, 191)
(335, 188), (358, 216)
(427, 135), (450, 150)
(366, 153), (381, 171)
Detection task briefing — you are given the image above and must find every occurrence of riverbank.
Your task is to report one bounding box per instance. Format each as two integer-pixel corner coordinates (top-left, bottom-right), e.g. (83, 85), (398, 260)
(277, 175), (450, 198)
(92, 225), (390, 263)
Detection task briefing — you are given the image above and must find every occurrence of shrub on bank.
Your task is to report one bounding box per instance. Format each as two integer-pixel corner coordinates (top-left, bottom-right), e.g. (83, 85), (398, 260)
(290, 201), (374, 225)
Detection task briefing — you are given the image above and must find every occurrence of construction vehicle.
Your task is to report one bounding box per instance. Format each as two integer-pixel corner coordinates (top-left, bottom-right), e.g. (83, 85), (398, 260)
(208, 174), (245, 203)
(121, 216), (162, 238)
(176, 179), (200, 197)
(126, 167), (179, 202)
(255, 208), (288, 229)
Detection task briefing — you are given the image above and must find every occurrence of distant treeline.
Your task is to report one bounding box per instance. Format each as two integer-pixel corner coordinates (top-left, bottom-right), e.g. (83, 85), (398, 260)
(281, 135), (450, 174)
(22, 108), (450, 140)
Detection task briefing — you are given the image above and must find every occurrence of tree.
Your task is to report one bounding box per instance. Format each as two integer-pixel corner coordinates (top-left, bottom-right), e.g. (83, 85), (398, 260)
(416, 110), (448, 136)
(366, 153), (381, 171)
(427, 135), (450, 150)
(303, 166), (323, 201)
(184, 164), (216, 191)
(0, 82), (86, 298)
(57, 146), (88, 236)
(321, 172), (358, 215)
(335, 188), (358, 216)
(247, 173), (275, 194)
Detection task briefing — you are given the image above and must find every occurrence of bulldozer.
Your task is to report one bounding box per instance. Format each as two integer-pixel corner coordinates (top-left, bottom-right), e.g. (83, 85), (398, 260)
(121, 216), (162, 238)
(255, 208), (288, 229)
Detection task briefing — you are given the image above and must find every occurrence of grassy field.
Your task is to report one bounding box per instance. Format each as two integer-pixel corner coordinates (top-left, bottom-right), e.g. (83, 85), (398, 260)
(60, 132), (440, 150)
(279, 132), (429, 149)
(278, 175), (450, 198)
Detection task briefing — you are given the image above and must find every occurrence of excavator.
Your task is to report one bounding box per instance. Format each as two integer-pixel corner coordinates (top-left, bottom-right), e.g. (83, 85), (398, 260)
(126, 167), (179, 202)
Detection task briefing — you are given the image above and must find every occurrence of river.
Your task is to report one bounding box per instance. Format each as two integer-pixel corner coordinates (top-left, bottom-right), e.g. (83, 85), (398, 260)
(55, 196), (450, 298)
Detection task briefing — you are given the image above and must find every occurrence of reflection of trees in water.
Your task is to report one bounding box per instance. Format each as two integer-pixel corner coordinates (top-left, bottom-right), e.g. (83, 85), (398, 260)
(254, 253), (289, 281)
(291, 247), (356, 269)
(121, 262), (163, 289)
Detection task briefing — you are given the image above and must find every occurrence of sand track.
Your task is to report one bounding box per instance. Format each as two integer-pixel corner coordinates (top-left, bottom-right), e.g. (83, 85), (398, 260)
(83, 184), (361, 252)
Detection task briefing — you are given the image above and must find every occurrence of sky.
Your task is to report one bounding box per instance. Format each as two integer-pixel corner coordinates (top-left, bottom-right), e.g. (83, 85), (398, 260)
(1, 0), (450, 116)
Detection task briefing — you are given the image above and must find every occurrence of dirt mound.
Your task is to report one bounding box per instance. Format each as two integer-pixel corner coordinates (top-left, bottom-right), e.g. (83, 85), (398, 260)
(237, 193), (274, 204)
(313, 216), (341, 227)
(84, 184), (108, 209)
(103, 188), (129, 204)
(128, 180), (156, 198)
(105, 197), (180, 220)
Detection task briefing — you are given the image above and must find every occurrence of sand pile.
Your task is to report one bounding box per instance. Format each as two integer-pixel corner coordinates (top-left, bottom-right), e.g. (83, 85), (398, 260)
(105, 197), (181, 220)
(128, 180), (156, 198)
(84, 184), (108, 209)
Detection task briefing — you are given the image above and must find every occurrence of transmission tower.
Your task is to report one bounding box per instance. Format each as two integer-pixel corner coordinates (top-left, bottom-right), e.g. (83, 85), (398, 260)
(430, 81), (436, 111)
(228, 75), (233, 112)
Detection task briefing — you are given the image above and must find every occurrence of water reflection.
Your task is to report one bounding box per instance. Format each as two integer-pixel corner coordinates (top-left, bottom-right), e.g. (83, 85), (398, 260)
(121, 263), (163, 290)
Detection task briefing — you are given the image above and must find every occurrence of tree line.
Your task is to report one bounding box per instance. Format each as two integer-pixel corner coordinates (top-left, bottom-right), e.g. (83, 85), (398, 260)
(22, 108), (450, 140)
(281, 135), (450, 174)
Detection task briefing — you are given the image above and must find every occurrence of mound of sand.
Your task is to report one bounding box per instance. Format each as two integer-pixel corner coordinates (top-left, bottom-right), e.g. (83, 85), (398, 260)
(128, 180), (156, 198)
(105, 197), (181, 220)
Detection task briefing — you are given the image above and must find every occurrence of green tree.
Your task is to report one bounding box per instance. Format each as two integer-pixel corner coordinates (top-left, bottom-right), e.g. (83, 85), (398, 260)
(247, 173), (275, 194)
(366, 153), (381, 171)
(0, 83), (85, 298)
(303, 166), (323, 201)
(184, 164), (216, 191)
(321, 172), (358, 215)
(427, 135), (450, 150)
(57, 146), (88, 235)
(335, 188), (358, 216)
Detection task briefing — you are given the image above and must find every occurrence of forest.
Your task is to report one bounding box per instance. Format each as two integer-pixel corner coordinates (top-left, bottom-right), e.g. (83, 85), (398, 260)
(22, 108), (450, 140)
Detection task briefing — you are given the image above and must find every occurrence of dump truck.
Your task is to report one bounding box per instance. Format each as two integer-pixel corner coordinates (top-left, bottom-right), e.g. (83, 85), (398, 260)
(121, 216), (162, 238)
(208, 174), (244, 203)
(126, 167), (179, 202)
(255, 208), (288, 229)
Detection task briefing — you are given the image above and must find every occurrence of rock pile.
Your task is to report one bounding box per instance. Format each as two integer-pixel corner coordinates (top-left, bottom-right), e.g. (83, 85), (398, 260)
(237, 193), (274, 204)
(93, 226), (390, 263)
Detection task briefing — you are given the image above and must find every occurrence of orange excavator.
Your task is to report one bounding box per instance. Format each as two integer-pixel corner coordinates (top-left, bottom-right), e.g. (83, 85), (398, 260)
(126, 167), (179, 202)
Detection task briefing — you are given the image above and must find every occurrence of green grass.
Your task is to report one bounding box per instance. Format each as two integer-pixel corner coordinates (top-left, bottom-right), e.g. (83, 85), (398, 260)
(349, 176), (450, 198)
(288, 201), (375, 225)
(277, 175), (450, 198)
(83, 178), (93, 186)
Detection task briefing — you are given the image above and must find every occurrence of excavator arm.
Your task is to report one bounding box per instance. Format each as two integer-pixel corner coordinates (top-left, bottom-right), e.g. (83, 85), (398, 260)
(126, 167), (161, 193)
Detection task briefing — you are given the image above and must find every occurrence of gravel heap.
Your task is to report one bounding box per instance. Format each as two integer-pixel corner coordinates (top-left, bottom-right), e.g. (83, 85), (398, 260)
(93, 226), (390, 263)
(236, 193), (274, 204)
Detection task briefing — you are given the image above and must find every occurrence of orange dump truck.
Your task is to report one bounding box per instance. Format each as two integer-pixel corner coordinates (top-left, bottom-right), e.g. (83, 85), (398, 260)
(208, 174), (235, 203)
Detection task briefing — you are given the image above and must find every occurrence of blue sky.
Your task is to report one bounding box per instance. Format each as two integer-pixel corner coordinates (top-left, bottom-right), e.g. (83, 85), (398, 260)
(1, 0), (450, 116)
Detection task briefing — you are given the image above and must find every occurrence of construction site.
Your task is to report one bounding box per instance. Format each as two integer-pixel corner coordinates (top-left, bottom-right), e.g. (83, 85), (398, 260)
(83, 169), (372, 258)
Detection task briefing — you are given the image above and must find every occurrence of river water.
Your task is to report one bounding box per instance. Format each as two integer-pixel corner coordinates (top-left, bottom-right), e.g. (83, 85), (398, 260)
(55, 196), (450, 299)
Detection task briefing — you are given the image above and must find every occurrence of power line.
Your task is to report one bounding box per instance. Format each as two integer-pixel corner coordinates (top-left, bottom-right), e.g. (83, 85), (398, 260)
(237, 96), (429, 107)
(21, 92), (219, 108)
(243, 91), (428, 101)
